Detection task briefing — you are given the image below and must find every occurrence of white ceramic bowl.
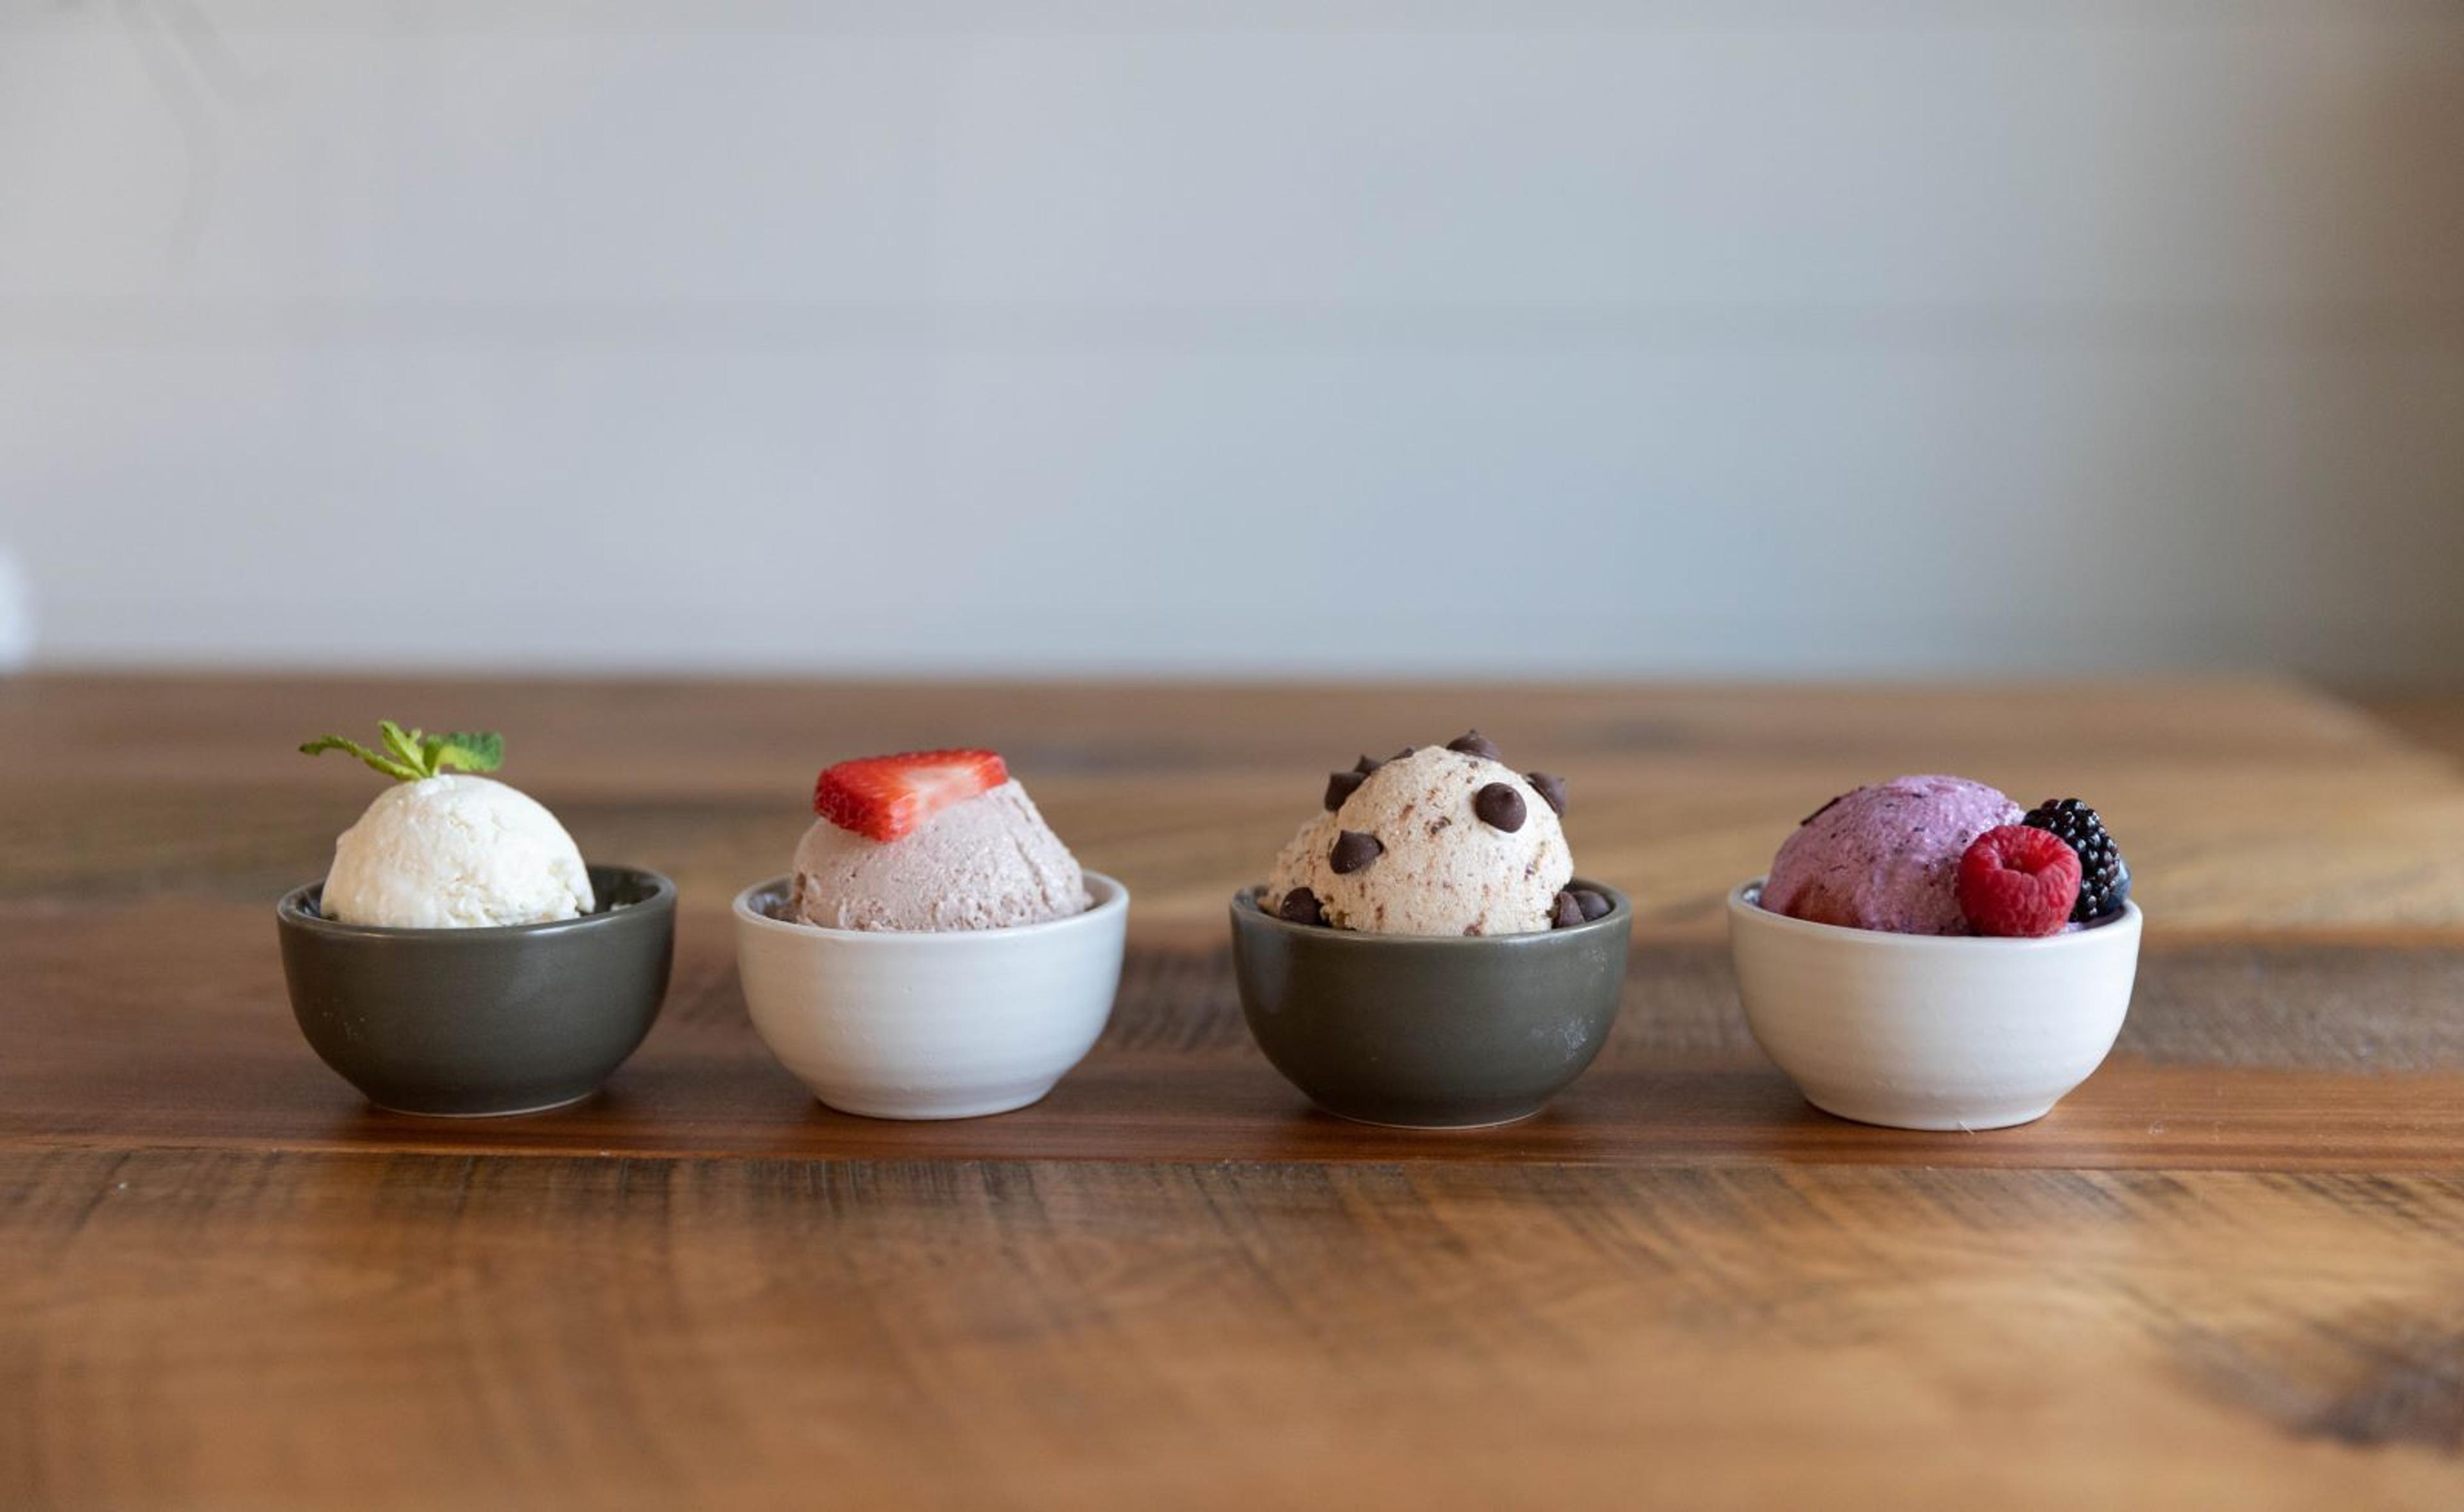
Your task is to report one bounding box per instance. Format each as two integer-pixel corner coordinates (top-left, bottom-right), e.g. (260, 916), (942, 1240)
(733, 872), (1129, 1119)
(1727, 880), (2141, 1131)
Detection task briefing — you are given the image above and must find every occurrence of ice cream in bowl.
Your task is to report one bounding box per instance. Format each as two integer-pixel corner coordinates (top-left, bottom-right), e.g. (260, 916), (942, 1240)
(1729, 775), (2143, 1130)
(1229, 731), (1631, 1129)
(275, 722), (674, 1116)
(733, 749), (1127, 1119)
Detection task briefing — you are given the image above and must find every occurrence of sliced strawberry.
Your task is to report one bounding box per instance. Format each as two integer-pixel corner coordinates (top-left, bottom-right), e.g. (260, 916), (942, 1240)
(813, 749), (1009, 841)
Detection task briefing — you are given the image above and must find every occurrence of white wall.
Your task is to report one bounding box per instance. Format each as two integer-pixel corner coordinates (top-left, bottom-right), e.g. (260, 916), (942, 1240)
(3, 1), (2460, 677)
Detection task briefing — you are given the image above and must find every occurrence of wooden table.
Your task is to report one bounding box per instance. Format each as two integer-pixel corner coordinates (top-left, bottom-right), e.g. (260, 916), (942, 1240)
(5, 674), (2462, 1510)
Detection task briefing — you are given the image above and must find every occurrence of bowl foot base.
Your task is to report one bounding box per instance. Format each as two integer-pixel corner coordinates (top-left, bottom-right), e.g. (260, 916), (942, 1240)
(370, 1091), (597, 1119)
(1317, 1103), (1546, 1132)
(815, 1084), (1060, 1121)
(1803, 1095), (2057, 1132)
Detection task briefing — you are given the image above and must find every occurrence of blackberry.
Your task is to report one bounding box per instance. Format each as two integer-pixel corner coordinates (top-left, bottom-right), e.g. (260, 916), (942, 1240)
(2021, 798), (2130, 922)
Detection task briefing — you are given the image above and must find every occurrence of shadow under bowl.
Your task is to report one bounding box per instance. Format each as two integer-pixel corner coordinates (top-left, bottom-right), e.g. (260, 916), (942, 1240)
(1228, 880), (1632, 1129)
(275, 865), (676, 1117)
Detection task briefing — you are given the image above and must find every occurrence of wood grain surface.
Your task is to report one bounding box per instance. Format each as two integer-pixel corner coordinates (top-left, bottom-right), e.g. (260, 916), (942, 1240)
(4, 674), (2463, 1511)
(9, 1151), (2461, 1512)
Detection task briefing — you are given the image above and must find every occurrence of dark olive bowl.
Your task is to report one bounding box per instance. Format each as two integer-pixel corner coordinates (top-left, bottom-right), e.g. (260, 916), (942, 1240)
(275, 865), (676, 1117)
(1228, 879), (1632, 1129)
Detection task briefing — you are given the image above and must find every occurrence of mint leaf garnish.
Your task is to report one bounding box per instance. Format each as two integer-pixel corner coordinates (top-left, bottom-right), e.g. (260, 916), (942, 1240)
(378, 720), (425, 773)
(427, 731), (504, 774)
(299, 734), (424, 782)
(301, 723), (508, 783)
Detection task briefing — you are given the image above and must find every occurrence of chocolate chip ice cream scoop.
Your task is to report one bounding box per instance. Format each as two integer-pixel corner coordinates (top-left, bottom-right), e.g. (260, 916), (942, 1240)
(1262, 743), (1573, 936)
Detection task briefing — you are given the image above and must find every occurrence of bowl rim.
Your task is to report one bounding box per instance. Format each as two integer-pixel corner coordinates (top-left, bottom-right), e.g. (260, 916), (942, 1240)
(276, 863), (676, 942)
(733, 869), (1129, 942)
(1729, 878), (2140, 950)
(1229, 876), (1631, 944)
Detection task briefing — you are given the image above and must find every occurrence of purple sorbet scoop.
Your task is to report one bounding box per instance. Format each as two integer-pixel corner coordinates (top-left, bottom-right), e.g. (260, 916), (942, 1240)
(1762, 774), (2021, 935)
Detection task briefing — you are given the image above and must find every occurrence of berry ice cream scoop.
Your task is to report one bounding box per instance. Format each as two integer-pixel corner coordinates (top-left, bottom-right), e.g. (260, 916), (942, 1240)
(302, 722), (592, 929)
(1762, 775), (2020, 935)
(1262, 731), (1600, 936)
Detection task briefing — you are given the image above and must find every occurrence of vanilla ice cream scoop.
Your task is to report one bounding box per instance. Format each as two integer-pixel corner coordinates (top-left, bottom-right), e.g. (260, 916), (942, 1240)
(301, 723), (592, 930)
(322, 774), (595, 928)
(1264, 737), (1579, 936)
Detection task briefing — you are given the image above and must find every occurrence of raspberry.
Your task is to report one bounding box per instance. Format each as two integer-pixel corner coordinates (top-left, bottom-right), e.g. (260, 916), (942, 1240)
(1956, 825), (2082, 937)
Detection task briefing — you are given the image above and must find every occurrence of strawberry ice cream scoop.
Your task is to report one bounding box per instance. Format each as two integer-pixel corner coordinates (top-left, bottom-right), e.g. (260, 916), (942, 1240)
(1762, 774), (2022, 935)
(789, 778), (1089, 932)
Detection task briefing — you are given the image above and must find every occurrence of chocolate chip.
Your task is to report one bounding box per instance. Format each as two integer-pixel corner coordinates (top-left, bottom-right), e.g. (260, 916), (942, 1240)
(1473, 781), (1527, 833)
(1353, 754), (1384, 776)
(1573, 888), (1612, 922)
(1800, 792), (1847, 827)
(1324, 769), (1366, 811)
(1445, 729), (1502, 763)
(1551, 890), (1585, 929)
(1390, 746), (1417, 763)
(1329, 831), (1383, 874)
(1526, 772), (1568, 817)
(1276, 887), (1326, 926)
